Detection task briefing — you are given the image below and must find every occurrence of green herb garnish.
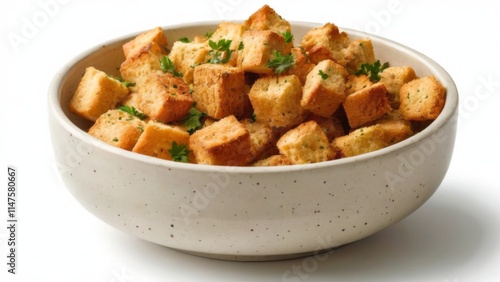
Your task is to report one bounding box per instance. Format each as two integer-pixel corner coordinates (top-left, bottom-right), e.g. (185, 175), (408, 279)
(318, 70), (329, 80)
(160, 56), (183, 77)
(179, 37), (190, 43)
(119, 105), (148, 120)
(169, 142), (190, 163)
(238, 41), (244, 50)
(281, 31), (294, 44)
(267, 50), (295, 74)
(208, 39), (233, 64)
(355, 60), (389, 82)
(181, 105), (206, 134)
(204, 30), (214, 38)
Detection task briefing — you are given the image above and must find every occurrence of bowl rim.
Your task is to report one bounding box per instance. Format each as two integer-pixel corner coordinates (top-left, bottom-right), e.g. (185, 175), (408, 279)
(48, 20), (458, 174)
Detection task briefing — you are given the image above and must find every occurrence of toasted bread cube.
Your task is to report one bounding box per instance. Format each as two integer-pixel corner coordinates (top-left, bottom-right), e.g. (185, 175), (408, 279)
(189, 115), (253, 166)
(399, 76), (446, 121)
(306, 115), (346, 142)
(301, 59), (348, 117)
(241, 119), (276, 161)
(284, 47), (315, 84)
(345, 74), (373, 95)
(210, 22), (248, 66)
(238, 30), (291, 74)
(132, 120), (191, 161)
(192, 64), (246, 119)
(88, 109), (145, 150)
(331, 124), (388, 158)
(248, 75), (304, 128)
(119, 42), (165, 85)
(300, 23), (351, 65)
(245, 4), (291, 34)
(375, 110), (413, 144)
(120, 92), (140, 109)
(136, 73), (193, 123)
(276, 120), (332, 164)
(123, 27), (167, 59)
(380, 66), (417, 108)
(69, 67), (130, 122)
(343, 82), (391, 128)
(252, 155), (292, 166)
(168, 41), (210, 84)
(344, 38), (376, 73)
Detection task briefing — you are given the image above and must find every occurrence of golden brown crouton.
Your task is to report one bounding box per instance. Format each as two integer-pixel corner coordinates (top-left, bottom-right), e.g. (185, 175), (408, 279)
(375, 110), (413, 144)
(252, 155), (292, 166)
(284, 47), (315, 84)
(69, 67), (130, 122)
(238, 30), (291, 74)
(380, 66), (417, 108)
(344, 38), (376, 73)
(301, 59), (348, 117)
(248, 74), (305, 128)
(122, 27), (167, 59)
(189, 115), (253, 166)
(276, 120), (332, 164)
(88, 109), (145, 150)
(245, 4), (291, 34)
(136, 73), (193, 123)
(119, 42), (165, 85)
(132, 120), (191, 161)
(241, 119), (276, 162)
(331, 124), (388, 158)
(192, 64), (246, 119)
(168, 41), (211, 84)
(120, 92), (140, 110)
(300, 23), (351, 65)
(210, 22), (248, 66)
(399, 75), (446, 121)
(343, 82), (391, 128)
(306, 115), (346, 142)
(345, 74), (373, 95)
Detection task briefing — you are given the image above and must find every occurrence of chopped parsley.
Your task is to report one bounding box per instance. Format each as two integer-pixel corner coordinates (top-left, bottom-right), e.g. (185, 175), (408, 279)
(107, 75), (135, 87)
(179, 37), (190, 43)
(355, 60), (389, 82)
(267, 50), (295, 74)
(204, 30), (214, 38)
(281, 31), (294, 43)
(250, 113), (256, 123)
(119, 105), (148, 120)
(318, 70), (329, 80)
(181, 105), (206, 134)
(238, 41), (244, 50)
(208, 39), (233, 64)
(160, 56), (183, 77)
(169, 142), (190, 163)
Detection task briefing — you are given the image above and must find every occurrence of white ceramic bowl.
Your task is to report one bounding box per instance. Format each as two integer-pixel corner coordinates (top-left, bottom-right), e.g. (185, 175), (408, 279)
(48, 22), (458, 261)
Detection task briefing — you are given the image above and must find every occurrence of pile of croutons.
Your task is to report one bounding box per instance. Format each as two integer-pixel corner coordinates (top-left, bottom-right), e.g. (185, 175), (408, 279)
(69, 4), (446, 166)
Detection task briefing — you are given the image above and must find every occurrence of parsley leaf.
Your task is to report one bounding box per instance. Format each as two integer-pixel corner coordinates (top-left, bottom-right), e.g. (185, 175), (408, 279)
(181, 105), (206, 134)
(267, 50), (295, 74)
(119, 105), (148, 120)
(107, 75), (136, 87)
(355, 60), (389, 82)
(281, 31), (294, 43)
(208, 39), (233, 64)
(160, 56), (183, 77)
(238, 41), (244, 50)
(318, 70), (329, 80)
(169, 142), (190, 163)
(204, 30), (214, 38)
(179, 37), (190, 43)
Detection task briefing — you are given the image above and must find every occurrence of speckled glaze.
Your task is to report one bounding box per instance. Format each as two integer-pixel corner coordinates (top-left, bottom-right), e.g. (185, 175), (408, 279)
(48, 22), (458, 261)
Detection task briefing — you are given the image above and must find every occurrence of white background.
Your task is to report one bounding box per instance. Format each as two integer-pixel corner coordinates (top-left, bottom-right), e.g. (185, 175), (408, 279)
(1, 0), (499, 281)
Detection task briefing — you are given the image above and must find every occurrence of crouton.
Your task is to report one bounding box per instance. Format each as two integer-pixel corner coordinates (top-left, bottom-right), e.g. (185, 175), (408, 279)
(284, 47), (315, 84)
(210, 22), (248, 66)
(88, 109), (145, 150)
(69, 67), (130, 122)
(276, 120), (332, 164)
(136, 72), (193, 123)
(399, 75), (445, 121)
(345, 74), (373, 95)
(343, 82), (391, 128)
(120, 92), (140, 109)
(238, 30), (291, 74)
(301, 59), (348, 117)
(248, 74), (304, 128)
(168, 41), (210, 84)
(122, 27), (167, 59)
(380, 66), (417, 108)
(245, 4), (291, 34)
(132, 120), (191, 161)
(331, 124), (388, 158)
(252, 155), (292, 166)
(189, 115), (253, 166)
(344, 38), (376, 73)
(300, 23), (351, 65)
(241, 119), (276, 161)
(119, 42), (165, 85)
(306, 115), (346, 142)
(192, 64), (246, 119)
(375, 110), (413, 144)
